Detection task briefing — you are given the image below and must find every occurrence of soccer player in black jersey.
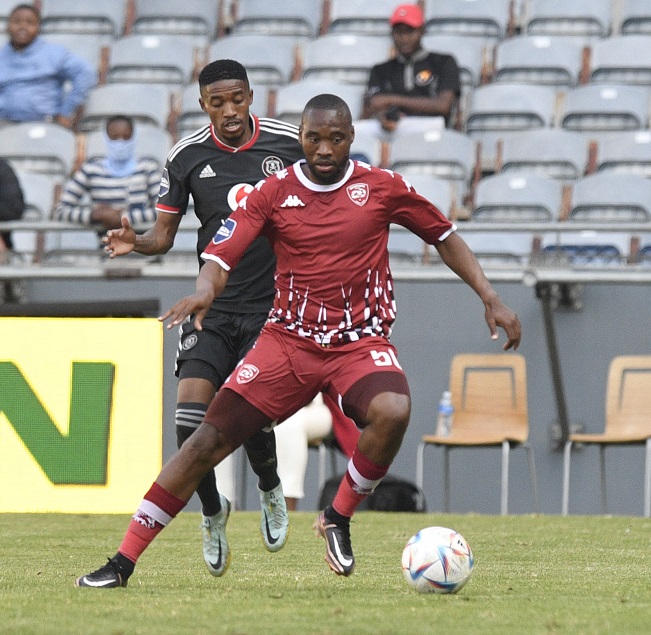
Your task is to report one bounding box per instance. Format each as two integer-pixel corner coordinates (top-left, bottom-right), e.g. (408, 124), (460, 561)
(102, 59), (303, 577)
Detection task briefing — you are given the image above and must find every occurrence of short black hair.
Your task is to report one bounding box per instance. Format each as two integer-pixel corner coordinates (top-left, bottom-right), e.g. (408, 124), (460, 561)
(106, 115), (134, 133)
(198, 59), (249, 88)
(9, 3), (40, 20)
(302, 94), (352, 125)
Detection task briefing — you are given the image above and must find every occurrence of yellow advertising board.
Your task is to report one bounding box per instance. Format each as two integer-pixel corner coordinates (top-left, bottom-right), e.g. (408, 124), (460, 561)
(0, 317), (163, 512)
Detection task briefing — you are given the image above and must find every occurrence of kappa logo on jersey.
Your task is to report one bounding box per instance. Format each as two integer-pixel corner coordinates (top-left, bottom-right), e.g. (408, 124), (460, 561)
(280, 194), (305, 208)
(158, 168), (170, 197)
(199, 164), (216, 178)
(236, 363), (259, 384)
(226, 183), (254, 211)
(346, 183), (370, 207)
(212, 218), (237, 244)
(262, 155), (285, 176)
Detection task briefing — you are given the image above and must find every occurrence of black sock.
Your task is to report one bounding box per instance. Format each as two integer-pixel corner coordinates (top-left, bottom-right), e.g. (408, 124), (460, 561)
(245, 429), (281, 492)
(113, 552), (135, 579)
(325, 506), (350, 525)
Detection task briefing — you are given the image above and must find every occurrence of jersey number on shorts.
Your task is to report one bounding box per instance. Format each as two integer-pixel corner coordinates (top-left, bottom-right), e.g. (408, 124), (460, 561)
(370, 349), (403, 370)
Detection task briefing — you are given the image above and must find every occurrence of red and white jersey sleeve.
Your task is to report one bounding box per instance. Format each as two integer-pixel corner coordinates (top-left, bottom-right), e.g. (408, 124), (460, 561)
(203, 160), (455, 345)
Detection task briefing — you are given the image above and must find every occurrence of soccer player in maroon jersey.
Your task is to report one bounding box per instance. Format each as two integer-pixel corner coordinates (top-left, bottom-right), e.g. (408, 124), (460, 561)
(77, 94), (520, 587)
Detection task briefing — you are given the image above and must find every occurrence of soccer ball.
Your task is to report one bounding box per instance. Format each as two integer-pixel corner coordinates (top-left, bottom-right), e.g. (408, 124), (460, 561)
(401, 526), (474, 594)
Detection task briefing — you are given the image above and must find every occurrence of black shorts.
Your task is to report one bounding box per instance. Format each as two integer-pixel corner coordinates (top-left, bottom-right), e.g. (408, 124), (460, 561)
(175, 310), (268, 389)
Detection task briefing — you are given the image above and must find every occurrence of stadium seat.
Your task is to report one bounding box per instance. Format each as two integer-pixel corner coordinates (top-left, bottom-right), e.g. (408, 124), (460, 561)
(350, 125), (383, 166)
(274, 80), (365, 126)
(107, 34), (198, 86)
(327, 0), (405, 36)
(79, 83), (173, 132)
(523, 0), (612, 43)
(84, 123), (172, 170)
(0, 122), (77, 182)
(422, 34), (487, 93)
(389, 128), (477, 198)
(473, 173), (563, 222)
(416, 353), (539, 515)
(569, 173), (651, 222)
(499, 129), (589, 181)
(0, 0), (17, 31)
(596, 130), (651, 178)
(619, 0), (651, 35)
(465, 83), (557, 169)
(209, 35), (297, 87)
(562, 356), (651, 517)
(39, 0), (126, 39)
(301, 34), (391, 86)
(40, 33), (106, 79)
(493, 35), (584, 88)
(132, 0), (218, 43)
(423, 0), (514, 42)
(561, 85), (650, 133)
(231, 0), (322, 38)
(590, 35), (651, 87)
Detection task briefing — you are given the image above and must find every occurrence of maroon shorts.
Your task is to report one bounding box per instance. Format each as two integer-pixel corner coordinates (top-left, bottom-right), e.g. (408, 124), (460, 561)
(222, 323), (410, 425)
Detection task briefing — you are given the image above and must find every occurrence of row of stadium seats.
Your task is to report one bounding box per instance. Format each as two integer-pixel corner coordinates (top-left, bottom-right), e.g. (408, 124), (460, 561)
(2, 0), (649, 43)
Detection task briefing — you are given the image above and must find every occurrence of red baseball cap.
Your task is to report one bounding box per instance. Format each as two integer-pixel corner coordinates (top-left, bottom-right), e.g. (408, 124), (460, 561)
(389, 4), (425, 28)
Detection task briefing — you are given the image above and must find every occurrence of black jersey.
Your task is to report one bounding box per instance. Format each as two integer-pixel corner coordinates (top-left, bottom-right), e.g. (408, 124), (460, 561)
(157, 115), (302, 313)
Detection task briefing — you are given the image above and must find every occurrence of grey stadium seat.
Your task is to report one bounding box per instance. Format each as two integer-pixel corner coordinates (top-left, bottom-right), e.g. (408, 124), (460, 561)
(0, 122), (77, 181)
(41, 33), (106, 78)
(132, 0), (218, 43)
(561, 85), (650, 133)
(499, 129), (589, 181)
(231, 0), (322, 38)
(80, 83), (173, 132)
(423, 0), (513, 43)
(210, 35), (297, 87)
(39, 0), (126, 39)
(619, 0), (651, 35)
(301, 34), (391, 86)
(524, 0), (612, 43)
(493, 35), (584, 88)
(596, 130), (651, 177)
(422, 34), (487, 92)
(274, 80), (365, 126)
(107, 34), (197, 86)
(327, 0), (406, 36)
(590, 36), (651, 87)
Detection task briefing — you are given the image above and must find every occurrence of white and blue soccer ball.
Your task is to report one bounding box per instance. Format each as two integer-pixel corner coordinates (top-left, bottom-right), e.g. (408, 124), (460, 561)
(401, 526), (474, 594)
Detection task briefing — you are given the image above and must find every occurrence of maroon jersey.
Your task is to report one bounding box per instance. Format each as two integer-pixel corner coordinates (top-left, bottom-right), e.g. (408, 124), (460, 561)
(202, 160), (455, 345)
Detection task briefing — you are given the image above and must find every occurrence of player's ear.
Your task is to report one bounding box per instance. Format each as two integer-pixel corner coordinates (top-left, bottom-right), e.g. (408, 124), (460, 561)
(199, 97), (207, 114)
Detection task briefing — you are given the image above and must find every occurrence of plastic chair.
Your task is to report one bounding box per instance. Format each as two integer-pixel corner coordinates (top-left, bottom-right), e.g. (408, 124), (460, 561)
(524, 0), (612, 43)
(210, 35), (297, 87)
(327, 0), (405, 35)
(423, 0), (513, 42)
(590, 35), (651, 87)
(274, 80), (365, 126)
(107, 34), (197, 86)
(301, 34), (391, 86)
(473, 173), (563, 222)
(416, 353), (539, 515)
(422, 34), (487, 92)
(0, 122), (77, 182)
(561, 84), (650, 133)
(499, 129), (589, 180)
(619, 0), (651, 35)
(39, 0), (126, 38)
(79, 83), (173, 132)
(596, 130), (651, 178)
(132, 0), (218, 42)
(493, 35), (584, 88)
(562, 356), (651, 517)
(350, 125), (383, 166)
(231, 0), (322, 38)
(41, 33), (107, 76)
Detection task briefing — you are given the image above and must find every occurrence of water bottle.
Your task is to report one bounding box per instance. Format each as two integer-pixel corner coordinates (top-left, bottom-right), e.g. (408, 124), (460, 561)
(436, 390), (454, 437)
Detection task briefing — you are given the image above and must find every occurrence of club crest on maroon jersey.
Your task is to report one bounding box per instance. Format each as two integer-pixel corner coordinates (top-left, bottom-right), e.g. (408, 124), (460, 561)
(347, 183), (369, 207)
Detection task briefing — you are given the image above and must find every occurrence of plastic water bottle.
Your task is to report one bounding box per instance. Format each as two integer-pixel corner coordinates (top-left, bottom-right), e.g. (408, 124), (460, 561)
(436, 391), (454, 437)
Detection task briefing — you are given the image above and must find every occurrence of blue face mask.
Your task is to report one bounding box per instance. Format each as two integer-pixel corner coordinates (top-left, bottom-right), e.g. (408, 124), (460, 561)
(103, 130), (137, 177)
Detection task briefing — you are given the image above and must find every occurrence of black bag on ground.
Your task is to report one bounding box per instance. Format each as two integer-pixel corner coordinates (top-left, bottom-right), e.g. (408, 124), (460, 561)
(318, 473), (426, 512)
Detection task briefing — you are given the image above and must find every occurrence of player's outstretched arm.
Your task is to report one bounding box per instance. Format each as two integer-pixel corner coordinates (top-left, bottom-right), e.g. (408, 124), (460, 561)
(158, 260), (230, 331)
(435, 232), (521, 351)
(103, 212), (182, 258)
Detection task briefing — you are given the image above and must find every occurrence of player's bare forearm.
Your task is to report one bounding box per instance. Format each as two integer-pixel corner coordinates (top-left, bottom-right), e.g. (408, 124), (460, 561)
(435, 233), (522, 350)
(158, 260), (230, 330)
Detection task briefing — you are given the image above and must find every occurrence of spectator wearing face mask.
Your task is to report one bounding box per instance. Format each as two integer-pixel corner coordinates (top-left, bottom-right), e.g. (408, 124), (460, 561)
(53, 115), (160, 231)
